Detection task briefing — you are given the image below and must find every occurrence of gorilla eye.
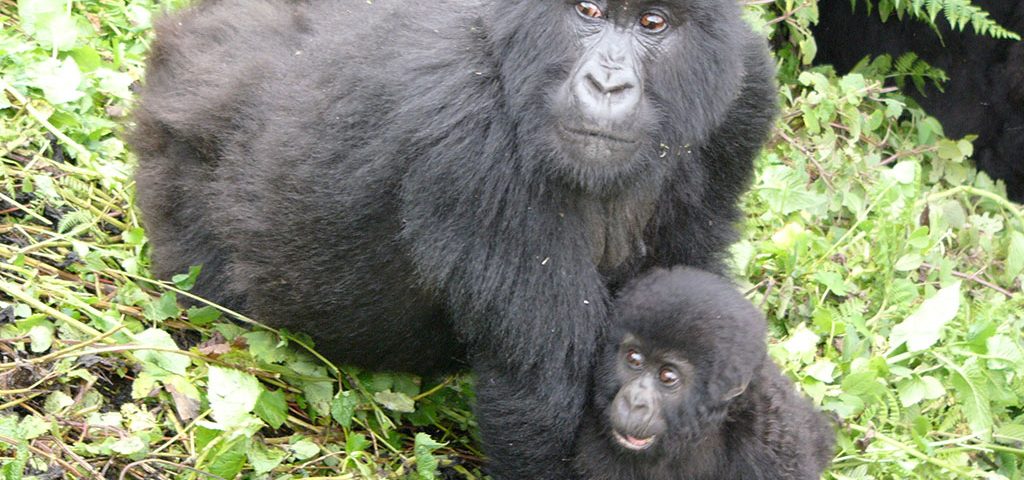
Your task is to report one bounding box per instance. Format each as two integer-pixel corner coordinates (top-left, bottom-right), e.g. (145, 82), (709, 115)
(575, 2), (604, 19)
(658, 367), (679, 386)
(639, 12), (668, 32)
(625, 350), (644, 368)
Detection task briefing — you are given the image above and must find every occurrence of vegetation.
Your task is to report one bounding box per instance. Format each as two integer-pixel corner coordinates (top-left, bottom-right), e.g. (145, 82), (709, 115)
(1, 0), (1021, 478)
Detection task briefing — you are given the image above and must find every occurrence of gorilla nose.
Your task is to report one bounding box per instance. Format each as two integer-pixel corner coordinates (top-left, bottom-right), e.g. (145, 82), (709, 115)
(574, 66), (641, 119)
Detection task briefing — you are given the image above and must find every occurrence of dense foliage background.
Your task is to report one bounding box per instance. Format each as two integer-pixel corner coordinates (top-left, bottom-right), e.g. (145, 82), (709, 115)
(1, 0), (1022, 478)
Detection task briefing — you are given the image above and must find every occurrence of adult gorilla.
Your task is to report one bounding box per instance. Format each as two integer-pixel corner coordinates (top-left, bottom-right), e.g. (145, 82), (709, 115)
(131, 0), (776, 477)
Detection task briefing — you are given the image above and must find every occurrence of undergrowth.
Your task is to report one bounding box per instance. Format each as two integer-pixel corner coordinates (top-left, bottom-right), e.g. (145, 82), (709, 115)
(1, 0), (1022, 479)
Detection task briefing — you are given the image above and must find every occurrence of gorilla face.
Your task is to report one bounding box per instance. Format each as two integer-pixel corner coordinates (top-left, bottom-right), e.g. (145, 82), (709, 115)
(498, 0), (748, 189)
(604, 334), (695, 453)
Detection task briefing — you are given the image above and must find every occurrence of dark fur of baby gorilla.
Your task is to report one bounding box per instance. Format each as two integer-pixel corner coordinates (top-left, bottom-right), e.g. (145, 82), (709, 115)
(575, 267), (835, 480)
(129, 1), (777, 477)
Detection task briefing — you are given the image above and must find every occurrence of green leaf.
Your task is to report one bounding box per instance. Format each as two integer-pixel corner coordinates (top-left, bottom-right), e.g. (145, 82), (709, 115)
(374, 390), (416, 413)
(299, 379), (334, 419)
(780, 323), (820, 360)
(143, 292), (180, 322)
(288, 438), (321, 460)
(207, 366), (261, 426)
(186, 306), (221, 327)
(948, 359), (993, 438)
(841, 371), (886, 400)
(18, 0), (79, 51)
(68, 46), (101, 73)
(893, 253), (923, 272)
(884, 161), (916, 184)
(245, 330), (288, 363)
(890, 281), (962, 352)
(204, 437), (249, 479)
(1005, 231), (1024, 280)
(255, 388), (289, 430)
(996, 424), (1024, 444)
(27, 321), (55, 353)
(331, 390), (359, 429)
(248, 441), (288, 475)
(28, 57), (84, 104)
(172, 265), (202, 291)
(43, 391), (74, 414)
(110, 436), (148, 458)
(134, 328), (191, 376)
(806, 359), (837, 383)
(813, 271), (849, 296)
(414, 432), (445, 480)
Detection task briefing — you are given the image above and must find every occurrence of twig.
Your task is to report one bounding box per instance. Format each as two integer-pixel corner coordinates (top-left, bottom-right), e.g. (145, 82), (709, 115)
(777, 129), (835, 190)
(920, 262), (1014, 298)
(119, 458), (227, 480)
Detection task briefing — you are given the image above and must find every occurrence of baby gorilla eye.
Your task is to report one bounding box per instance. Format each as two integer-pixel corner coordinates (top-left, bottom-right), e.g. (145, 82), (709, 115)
(658, 367), (679, 386)
(625, 349), (645, 368)
(575, 1), (604, 19)
(639, 12), (668, 32)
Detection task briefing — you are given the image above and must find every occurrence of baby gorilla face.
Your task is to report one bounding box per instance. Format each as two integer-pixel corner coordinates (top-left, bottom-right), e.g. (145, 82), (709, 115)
(606, 334), (695, 453)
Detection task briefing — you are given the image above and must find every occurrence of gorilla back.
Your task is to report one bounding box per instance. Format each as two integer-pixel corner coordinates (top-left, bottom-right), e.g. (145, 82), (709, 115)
(131, 1), (777, 478)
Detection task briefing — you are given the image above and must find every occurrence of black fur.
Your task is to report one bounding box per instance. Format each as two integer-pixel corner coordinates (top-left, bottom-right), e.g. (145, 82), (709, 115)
(814, 0), (1024, 201)
(575, 267), (835, 480)
(129, 1), (777, 477)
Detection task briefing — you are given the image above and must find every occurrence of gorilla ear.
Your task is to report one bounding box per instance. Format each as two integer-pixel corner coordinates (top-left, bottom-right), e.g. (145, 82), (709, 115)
(720, 379), (748, 401)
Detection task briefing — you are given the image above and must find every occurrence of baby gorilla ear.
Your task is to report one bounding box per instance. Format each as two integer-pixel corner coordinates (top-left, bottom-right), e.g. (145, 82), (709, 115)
(720, 379), (749, 401)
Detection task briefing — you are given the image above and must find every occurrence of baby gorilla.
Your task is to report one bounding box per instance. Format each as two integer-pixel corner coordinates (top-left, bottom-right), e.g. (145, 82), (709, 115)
(575, 267), (835, 480)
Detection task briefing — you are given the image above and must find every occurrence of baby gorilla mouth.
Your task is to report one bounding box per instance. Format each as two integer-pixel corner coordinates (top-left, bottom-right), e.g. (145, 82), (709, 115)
(612, 430), (656, 451)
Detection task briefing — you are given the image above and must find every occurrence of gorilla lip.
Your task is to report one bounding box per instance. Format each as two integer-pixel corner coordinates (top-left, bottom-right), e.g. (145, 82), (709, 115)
(560, 125), (638, 144)
(612, 430), (656, 451)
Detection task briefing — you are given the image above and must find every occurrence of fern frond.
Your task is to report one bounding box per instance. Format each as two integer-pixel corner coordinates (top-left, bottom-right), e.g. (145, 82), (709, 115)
(57, 210), (93, 234)
(863, 0), (1021, 40)
(848, 52), (949, 95)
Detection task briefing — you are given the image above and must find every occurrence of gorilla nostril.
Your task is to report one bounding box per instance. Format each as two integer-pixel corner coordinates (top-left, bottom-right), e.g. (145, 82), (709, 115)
(605, 82), (633, 95)
(585, 73), (605, 94)
(584, 71), (634, 97)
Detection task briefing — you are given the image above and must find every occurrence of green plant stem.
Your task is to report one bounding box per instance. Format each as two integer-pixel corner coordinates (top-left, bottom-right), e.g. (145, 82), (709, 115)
(845, 423), (977, 476)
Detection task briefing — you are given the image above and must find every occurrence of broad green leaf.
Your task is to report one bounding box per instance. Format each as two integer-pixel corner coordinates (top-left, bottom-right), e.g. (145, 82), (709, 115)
(1005, 231), (1024, 280)
(813, 271), (848, 296)
(255, 388), (289, 430)
(186, 306), (221, 327)
(28, 57), (84, 104)
(289, 438), (321, 460)
(204, 438), (248, 479)
(27, 322), (54, 353)
(414, 432), (445, 480)
(890, 281), (962, 352)
(207, 366), (261, 425)
(331, 391), (359, 429)
(893, 253), (923, 272)
(948, 359), (993, 438)
(171, 265), (202, 291)
(18, 0), (79, 51)
(43, 391), (73, 414)
(996, 424), (1024, 444)
(143, 292), (180, 321)
(299, 379), (334, 419)
(841, 371), (886, 400)
(781, 323), (820, 360)
(134, 328), (191, 376)
(248, 441), (288, 475)
(374, 390), (416, 413)
(806, 359), (837, 383)
(110, 436), (147, 458)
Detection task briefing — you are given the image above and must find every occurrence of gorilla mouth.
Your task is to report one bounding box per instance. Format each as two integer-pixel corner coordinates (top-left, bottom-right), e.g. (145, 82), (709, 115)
(560, 126), (638, 144)
(612, 430), (656, 451)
